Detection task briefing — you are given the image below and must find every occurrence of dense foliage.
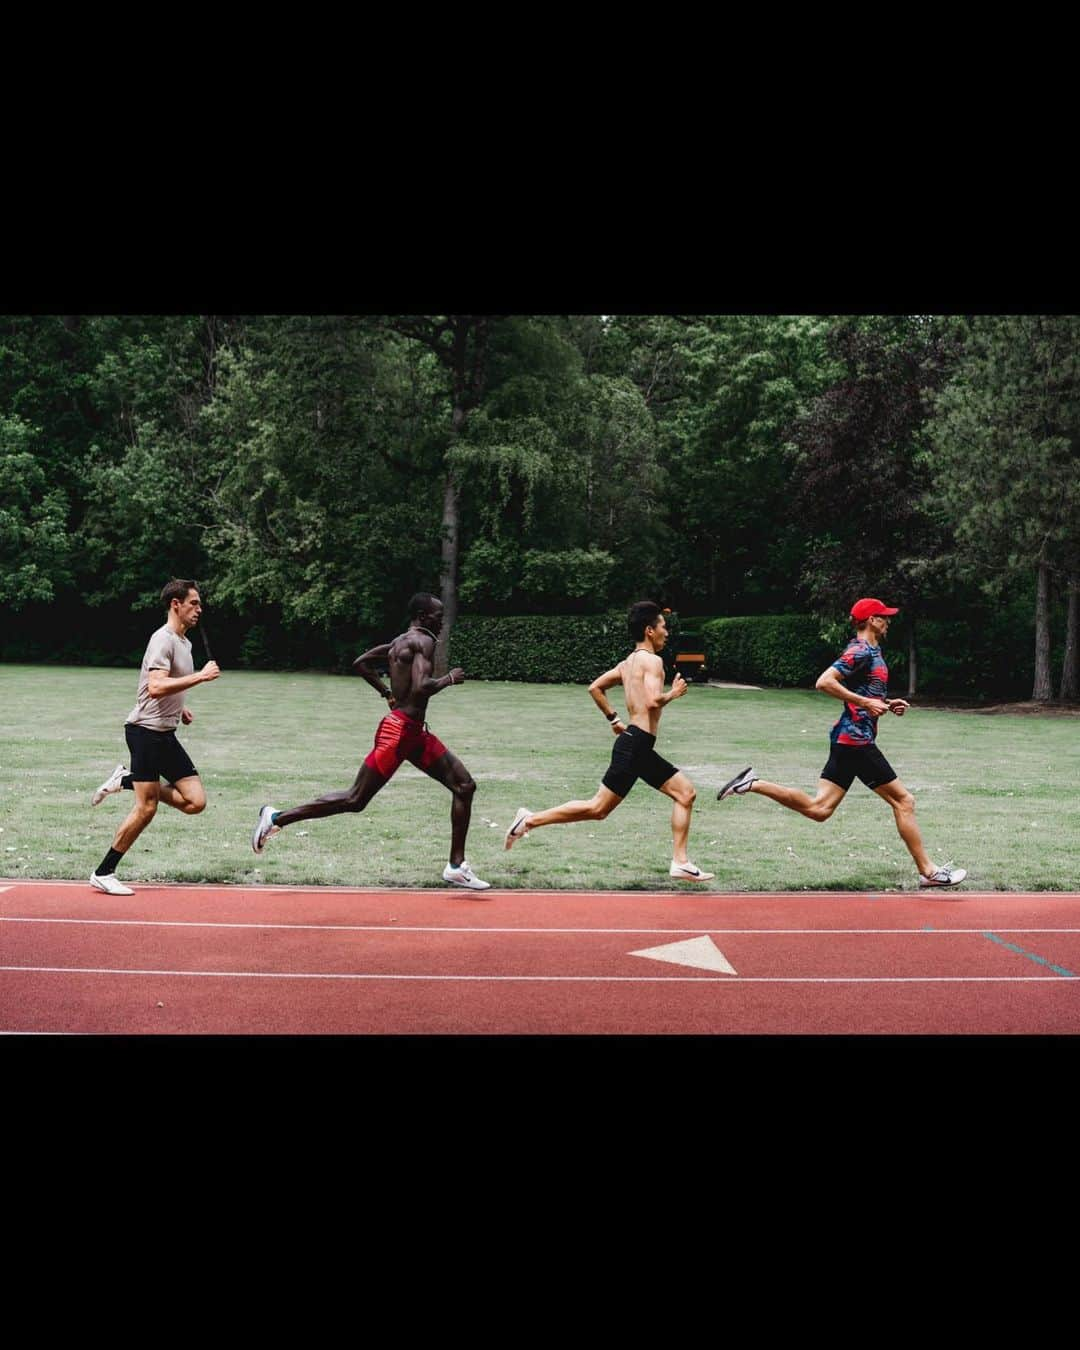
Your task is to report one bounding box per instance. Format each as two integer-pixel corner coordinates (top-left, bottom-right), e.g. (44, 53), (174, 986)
(2, 314), (1077, 699)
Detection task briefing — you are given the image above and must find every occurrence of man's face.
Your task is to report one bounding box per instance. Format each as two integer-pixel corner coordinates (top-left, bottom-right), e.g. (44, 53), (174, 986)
(869, 614), (891, 641)
(175, 590), (202, 627)
(646, 614), (668, 650)
(422, 602), (444, 637)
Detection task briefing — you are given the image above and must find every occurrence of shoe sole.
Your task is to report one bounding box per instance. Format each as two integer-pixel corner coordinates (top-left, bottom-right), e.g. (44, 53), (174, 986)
(717, 767), (753, 801)
(251, 806), (275, 854)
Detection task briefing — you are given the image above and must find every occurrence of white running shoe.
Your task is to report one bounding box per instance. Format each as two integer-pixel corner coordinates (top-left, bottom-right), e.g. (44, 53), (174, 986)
(92, 765), (128, 806)
(717, 766), (756, 801)
(504, 807), (532, 850)
(90, 872), (134, 896)
(919, 866), (967, 889)
(443, 860), (492, 892)
(252, 804), (281, 854)
(669, 860), (716, 881)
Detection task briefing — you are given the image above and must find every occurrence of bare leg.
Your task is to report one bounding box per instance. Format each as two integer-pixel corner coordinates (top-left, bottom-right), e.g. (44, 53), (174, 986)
(158, 776), (207, 815)
(111, 781), (161, 852)
(526, 785), (623, 832)
(749, 777), (847, 822)
(419, 751), (478, 867)
(874, 778), (934, 877)
(274, 762), (388, 828)
(658, 771), (696, 863)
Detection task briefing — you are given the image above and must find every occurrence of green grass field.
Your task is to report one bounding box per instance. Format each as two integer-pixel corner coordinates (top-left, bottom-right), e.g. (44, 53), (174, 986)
(1, 665), (1077, 892)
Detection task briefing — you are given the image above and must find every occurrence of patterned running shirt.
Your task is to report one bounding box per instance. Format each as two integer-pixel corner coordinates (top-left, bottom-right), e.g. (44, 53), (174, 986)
(829, 638), (888, 746)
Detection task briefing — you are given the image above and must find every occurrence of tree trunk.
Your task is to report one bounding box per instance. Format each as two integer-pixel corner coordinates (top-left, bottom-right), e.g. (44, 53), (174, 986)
(1032, 559), (1053, 701)
(436, 467), (460, 676)
(1060, 574), (1079, 701)
(383, 316), (491, 674)
(907, 618), (917, 697)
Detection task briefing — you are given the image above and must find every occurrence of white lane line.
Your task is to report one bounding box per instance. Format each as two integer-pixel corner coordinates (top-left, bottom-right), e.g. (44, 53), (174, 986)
(2, 917), (1079, 936)
(1, 965), (1077, 984)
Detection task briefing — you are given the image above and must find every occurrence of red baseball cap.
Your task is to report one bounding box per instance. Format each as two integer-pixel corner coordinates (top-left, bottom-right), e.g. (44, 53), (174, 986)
(850, 597), (899, 622)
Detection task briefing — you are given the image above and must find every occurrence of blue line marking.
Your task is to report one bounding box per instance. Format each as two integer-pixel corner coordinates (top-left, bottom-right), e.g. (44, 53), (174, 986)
(922, 924), (934, 931)
(982, 932), (1078, 978)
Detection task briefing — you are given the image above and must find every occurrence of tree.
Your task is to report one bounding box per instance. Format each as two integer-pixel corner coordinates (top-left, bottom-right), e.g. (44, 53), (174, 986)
(196, 317), (443, 644)
(0, 415), (72, 607)
(452, 321), (666, 614)
(787, 318), (957, 694)
(380, 316), (497, 671)
(600, 315), (840, 613)
(927, 315), (1080, 701)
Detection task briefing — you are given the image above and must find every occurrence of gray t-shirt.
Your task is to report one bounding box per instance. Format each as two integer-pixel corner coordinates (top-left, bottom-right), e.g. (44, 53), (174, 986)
(126, 625), (194, 731)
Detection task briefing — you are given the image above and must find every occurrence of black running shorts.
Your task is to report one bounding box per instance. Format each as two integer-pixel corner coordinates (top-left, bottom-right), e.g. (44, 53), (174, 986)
(602, 725), (678, 799)
(125, 723), (198, 785)
(820, 742), (897, 791)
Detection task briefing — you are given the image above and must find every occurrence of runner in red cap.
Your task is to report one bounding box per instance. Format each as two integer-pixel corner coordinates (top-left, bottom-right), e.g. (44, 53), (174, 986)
(717, 597), (966, 889)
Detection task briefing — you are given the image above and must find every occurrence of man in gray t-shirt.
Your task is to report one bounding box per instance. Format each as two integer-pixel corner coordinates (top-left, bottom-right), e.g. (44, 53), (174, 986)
(89, 579), (221, 896)
(127, 625), (196, 731)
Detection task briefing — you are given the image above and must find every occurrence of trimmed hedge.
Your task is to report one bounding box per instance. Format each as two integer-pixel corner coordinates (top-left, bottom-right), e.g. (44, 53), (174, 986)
(702, 615), (834, 688)
(449, 612), (634, 683)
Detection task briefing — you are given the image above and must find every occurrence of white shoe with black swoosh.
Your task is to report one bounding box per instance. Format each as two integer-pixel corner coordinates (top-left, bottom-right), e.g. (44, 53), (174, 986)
(90, 872), (134, 896)
(918, 865), (967, 888)
(504, 807), (532, 850)
(669, 860), (715, 881)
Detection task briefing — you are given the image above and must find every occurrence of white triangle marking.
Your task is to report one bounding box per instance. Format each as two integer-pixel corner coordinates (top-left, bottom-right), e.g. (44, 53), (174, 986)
(629, 935), (737, 975)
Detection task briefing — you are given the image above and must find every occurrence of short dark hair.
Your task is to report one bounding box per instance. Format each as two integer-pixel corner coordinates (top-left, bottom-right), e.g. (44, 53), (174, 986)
(628, 600), (663, 642)
(409, 592), (440, 619)
(161, 579), (198, 609)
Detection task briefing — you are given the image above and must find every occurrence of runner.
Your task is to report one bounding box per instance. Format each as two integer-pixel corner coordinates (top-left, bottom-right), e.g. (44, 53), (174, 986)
(717, 597), (966, 888)
(251, 592), (490, 892)
(504, 600), (714, 882)
(89, 579), (221, 895)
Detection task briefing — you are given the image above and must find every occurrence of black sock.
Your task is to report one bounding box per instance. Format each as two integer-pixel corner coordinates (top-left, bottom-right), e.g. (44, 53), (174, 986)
(121, 775), (134, 790)
(96, 847), (125, 877)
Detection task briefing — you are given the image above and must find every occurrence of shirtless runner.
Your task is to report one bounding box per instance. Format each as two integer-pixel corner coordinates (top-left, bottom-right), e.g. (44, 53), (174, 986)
(504, 600), (714, 882)
(251, 592), (490, 892)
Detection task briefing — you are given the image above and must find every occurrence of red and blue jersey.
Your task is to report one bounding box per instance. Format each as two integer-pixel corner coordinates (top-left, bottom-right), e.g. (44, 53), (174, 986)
(829, 638), (889, 746)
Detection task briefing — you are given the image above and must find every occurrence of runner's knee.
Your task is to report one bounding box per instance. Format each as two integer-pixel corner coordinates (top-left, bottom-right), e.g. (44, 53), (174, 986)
(453, 776), (476, 801)
(807, 801), (835, 822)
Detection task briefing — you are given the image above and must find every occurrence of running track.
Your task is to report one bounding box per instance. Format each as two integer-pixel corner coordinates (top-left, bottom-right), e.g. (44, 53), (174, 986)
(2, 879), (1079, 1034)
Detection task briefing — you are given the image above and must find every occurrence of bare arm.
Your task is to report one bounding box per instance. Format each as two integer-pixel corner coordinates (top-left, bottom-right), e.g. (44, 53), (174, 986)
(352, 643), (395, 701)
(147, 663), (219, 698)
(409, 639), (463, 701)
(642, 658), (687, 710)
(589, 666), (626, 732)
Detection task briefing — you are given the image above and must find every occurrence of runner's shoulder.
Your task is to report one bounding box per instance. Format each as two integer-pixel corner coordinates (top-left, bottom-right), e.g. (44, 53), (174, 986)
(394, 628), (434, 656)
(838, 637), (872, 662)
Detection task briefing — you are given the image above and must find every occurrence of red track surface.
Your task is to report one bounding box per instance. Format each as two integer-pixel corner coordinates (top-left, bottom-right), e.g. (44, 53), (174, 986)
(2, 879), (1079, 1034)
